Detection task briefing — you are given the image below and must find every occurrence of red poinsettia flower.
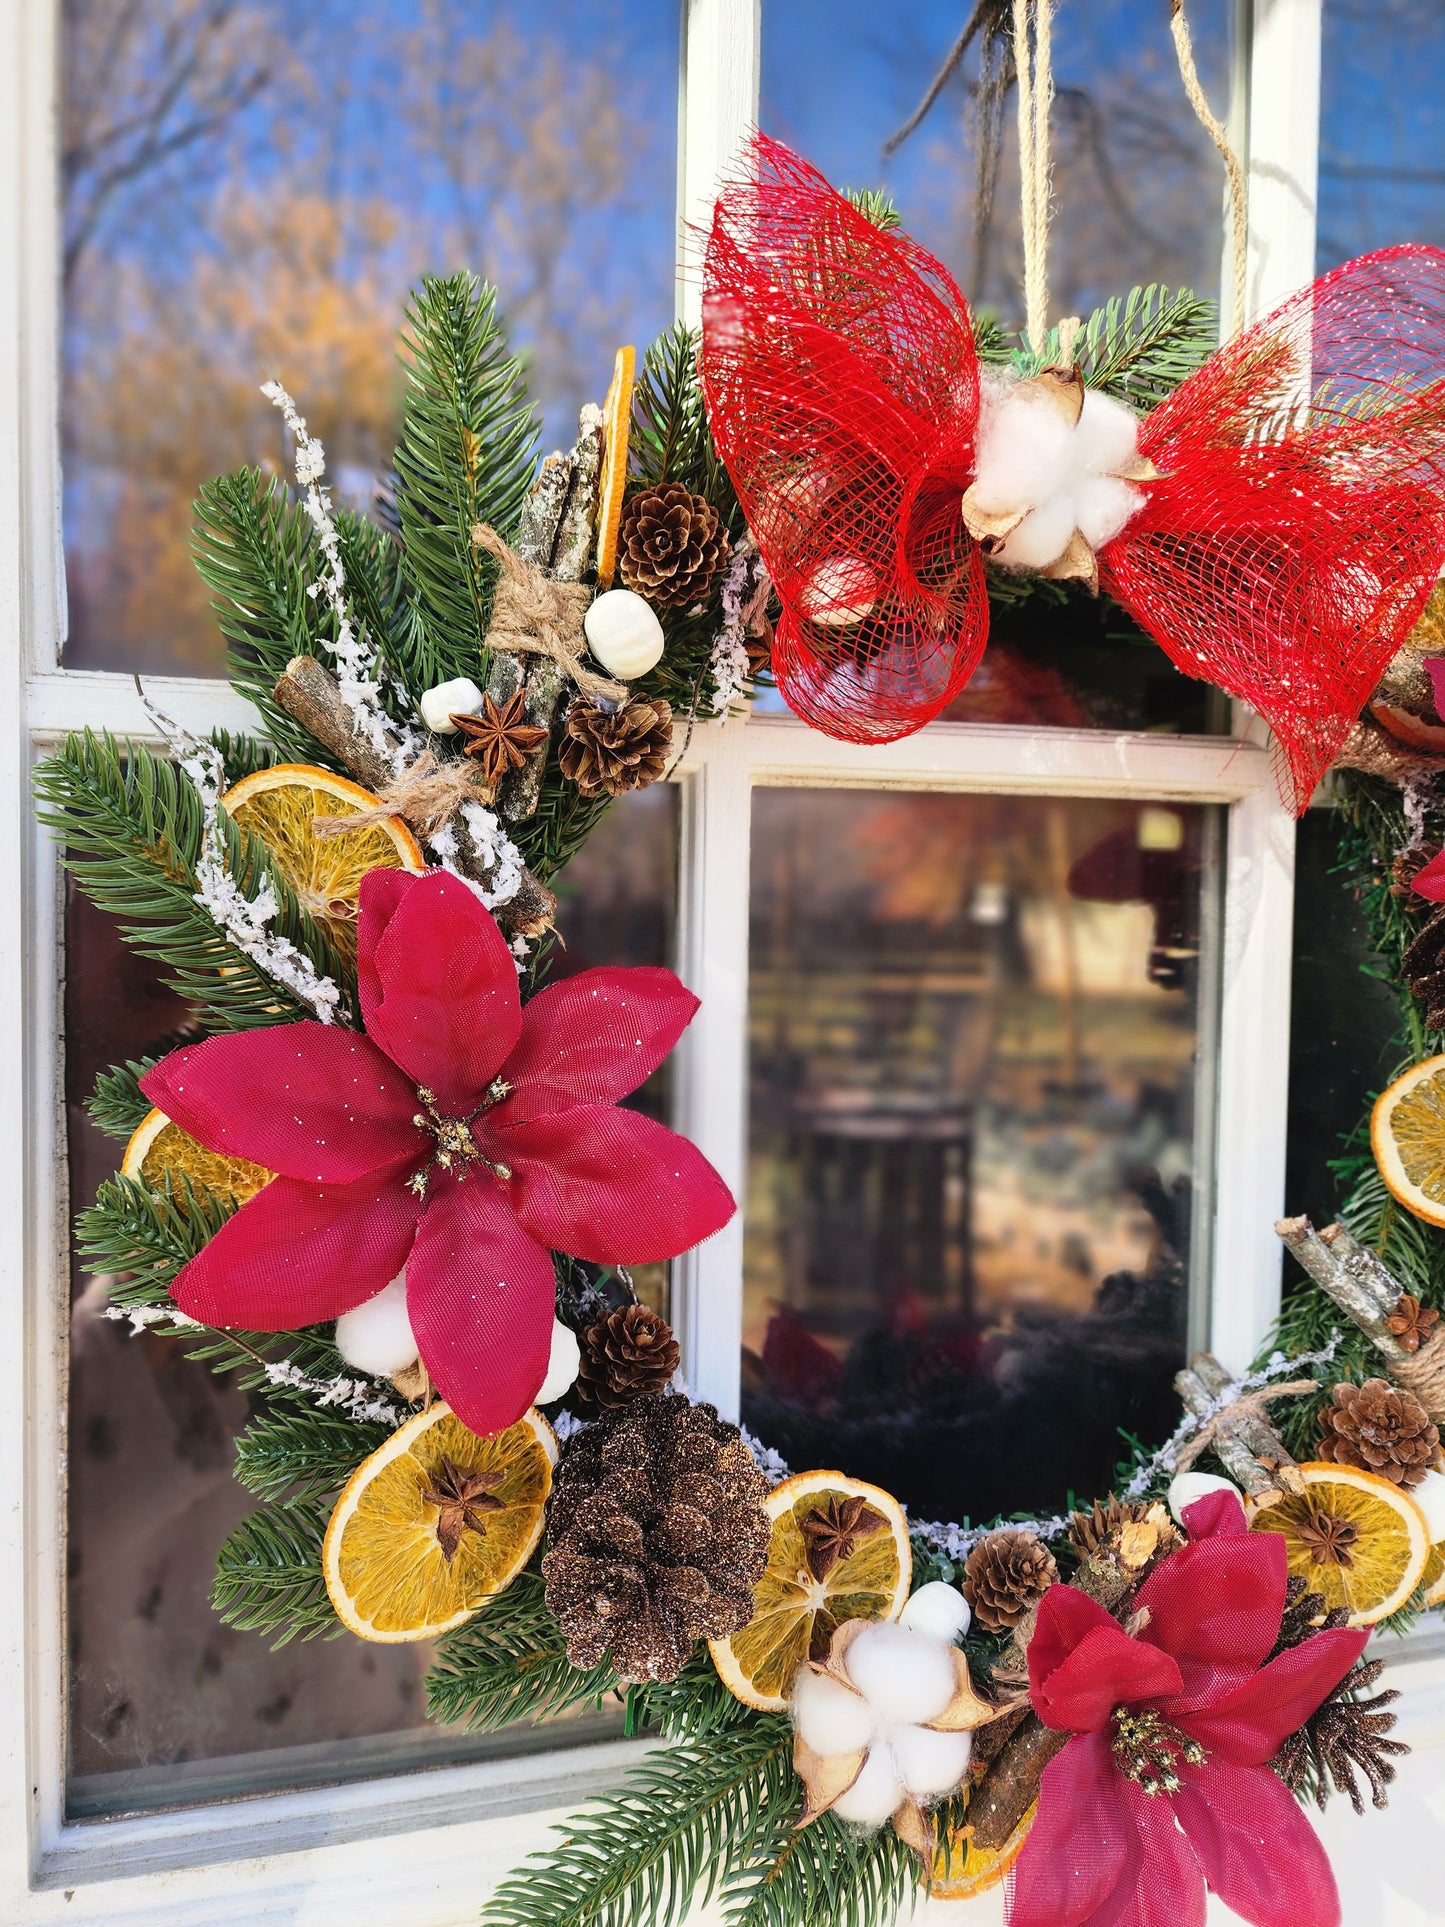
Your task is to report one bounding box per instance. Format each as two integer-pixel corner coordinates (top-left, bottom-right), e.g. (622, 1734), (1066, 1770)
(142, 869), (734, 1434)
(1009, 1491), (1369, 1927)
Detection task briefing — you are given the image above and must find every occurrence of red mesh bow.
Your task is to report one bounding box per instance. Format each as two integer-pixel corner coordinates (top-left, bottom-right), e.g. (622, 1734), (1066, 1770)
(702, 136), (1445, 808)
(1009, 1491), (1368, 1927)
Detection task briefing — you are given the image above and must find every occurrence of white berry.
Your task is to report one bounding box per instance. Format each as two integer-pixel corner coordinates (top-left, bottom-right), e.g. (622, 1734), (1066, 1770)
(584, 589), (665, 679)
(335, 1273), (418, 1376)
(419, 677), (484, 733)
(1167, 1471), (1242, 1527)
(798, 554), (878, 628)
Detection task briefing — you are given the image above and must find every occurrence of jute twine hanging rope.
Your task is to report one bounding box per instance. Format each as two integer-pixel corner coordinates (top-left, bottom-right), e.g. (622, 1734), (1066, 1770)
(1170, 0), (1249, 340)
(471, 524), (627, 704)
(1012, 0), (1055, 352)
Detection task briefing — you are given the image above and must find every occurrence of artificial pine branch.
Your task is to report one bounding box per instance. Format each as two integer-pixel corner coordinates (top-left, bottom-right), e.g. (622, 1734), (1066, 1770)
(426, 1570), (619, 1734)
(35, 728), (352, 1028)
(211, 1497), (340, 1647)
(394, 274), (538, 686)
(87, 1056), (164, 1139)
(1072, 284), (1218, 408)
(722, 1803), (924, 1927)
(233, 1405), (390, 1506)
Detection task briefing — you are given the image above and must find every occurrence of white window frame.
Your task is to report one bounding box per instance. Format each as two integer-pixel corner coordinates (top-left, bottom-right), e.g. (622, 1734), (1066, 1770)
(0, 1), (1368, 1918)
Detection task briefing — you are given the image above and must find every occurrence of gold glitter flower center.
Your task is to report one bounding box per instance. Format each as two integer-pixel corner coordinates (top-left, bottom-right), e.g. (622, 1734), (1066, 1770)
(407, 1079), (513, 1197)
(1110, 1706), (1207, 1795)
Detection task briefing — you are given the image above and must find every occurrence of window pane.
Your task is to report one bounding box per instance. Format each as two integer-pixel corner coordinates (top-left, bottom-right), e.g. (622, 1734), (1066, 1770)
(1318, 0), (1445, 271)
(61, 0), (679, 675)
(65, 787), (677, 1815)
(742, 789), (1217, 1522)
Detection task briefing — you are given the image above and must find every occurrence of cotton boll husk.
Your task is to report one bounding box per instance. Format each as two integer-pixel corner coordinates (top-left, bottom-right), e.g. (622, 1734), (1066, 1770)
(335, 1273), (418, 1376)
(1074, 387), (1141, 475)
(793, 1666), (877, 1757)
(970, 386), (1076, 515)
(899, 1581), (971, 1643)
(845, 1621), (957, 1727)
(1412, 1466), (1445, 1541)
(1167, 1471), (1242, 1527)
(831, 1742), (904, 1827)
(887, 1722), (973, 1800)
(995, 491), (1077, 571)
(535, 1318), (581, 1404)
(1074, 475), (1143, 552)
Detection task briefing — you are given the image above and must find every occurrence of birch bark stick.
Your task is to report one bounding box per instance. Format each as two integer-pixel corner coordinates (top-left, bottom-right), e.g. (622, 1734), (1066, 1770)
(1183, 1352), (1304, 1496)
(485, 453), (573, 711)
(1175, 1359), (1292, 1505)
(1276, 1215), (1411, 1364)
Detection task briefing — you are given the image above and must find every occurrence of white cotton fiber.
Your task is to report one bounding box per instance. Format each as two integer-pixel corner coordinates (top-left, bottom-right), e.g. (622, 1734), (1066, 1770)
(794, 1666), (876, 1757)
(996, 492), (1077, 571)
(335, 1272), (419, 1376)
(899, 1581), (971, 1644)
(887, 1722), (973, 1800)
(844, 1622), (957, 1727)
(1167, 1471), (1242, 1527)
(831, 1742), (904, 1827)
(970, 386), (1075, 515)
(1074, 475), (1142, 552)
(535, 1318), (581, 1405)
(1074, 387), (1141, 475)
(1412, 1466), (1445, 1541)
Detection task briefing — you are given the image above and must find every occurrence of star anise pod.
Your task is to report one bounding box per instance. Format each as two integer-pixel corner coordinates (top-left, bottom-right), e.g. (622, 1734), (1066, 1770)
(420, 1456), (505, 1561)
(452, 691), (549, 792)
(800, 1495), (884, 1581)
(1295, 1505), (1359, 1568)
(1386, 1292), (1441, 1353)
(1273, 1656), (1410, 1813)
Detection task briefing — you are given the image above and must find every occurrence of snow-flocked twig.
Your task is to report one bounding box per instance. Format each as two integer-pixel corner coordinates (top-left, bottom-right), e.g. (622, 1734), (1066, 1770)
(708, 537), (770, 717)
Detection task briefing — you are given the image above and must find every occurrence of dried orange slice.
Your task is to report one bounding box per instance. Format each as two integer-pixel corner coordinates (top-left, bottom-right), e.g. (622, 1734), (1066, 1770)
(931, 1800), (1036, 1901)
(595, 345), (635, 589)
(222, 763), (424, 960)
(710, 1470), (911, 1711)
(324, 1402), (555, 1642)
(1248, 1462), (1431, 1626)
(1372, 1054), (1445, 1227)
(122, 1105), (271, 1208)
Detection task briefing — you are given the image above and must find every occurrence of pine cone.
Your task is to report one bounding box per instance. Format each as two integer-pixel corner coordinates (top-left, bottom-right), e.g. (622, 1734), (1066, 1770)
(576, 1305), (680, 1409)
(963, 1528), (1058, 1634)
(1067, 1494), (1152, 1560)
(1386, 1293), (1441, 1354)
(618, 483), (726, 608)
(541, 1392), (770, 1682)
(1403, 908), (1445, 1031)
(1316, 1377), (1440, 1489)
(559, 694), (672, 797)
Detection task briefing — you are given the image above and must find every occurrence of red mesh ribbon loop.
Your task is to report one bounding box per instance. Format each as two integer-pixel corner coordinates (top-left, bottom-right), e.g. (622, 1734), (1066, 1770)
(702, 138), (1445, 806)
(701, 135), (989, 741)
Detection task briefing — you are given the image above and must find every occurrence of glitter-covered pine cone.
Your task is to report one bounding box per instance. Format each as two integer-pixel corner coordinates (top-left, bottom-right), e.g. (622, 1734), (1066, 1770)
(962, 1527), (1058, 1633)
(576, 1304), (681, 1409)
(1316, 1377), (1440, 1489)
(541, 1392), (769, 1682)
(618, 482), (727, 608)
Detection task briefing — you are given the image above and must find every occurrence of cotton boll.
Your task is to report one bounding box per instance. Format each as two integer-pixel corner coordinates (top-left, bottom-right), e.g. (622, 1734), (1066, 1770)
(535, 1318), (581, 1405)
(793, 1666), (876, 1757)
(1074, 387), (1141, 476)
(1167, 1471), (1242, 1527)
(844, 1621), (957, 1727)
(970, 386), (1076, 515)
(1074, 475), (1143, 552)
(831, 1741), (904, 1827)
(899, 1581), (971, 1644)
(335, 1273), (418, 1376)
(996, 491), (1078, 571)
(888, 1722), (973, 1800)
(1412, 1466), (1445, 1542)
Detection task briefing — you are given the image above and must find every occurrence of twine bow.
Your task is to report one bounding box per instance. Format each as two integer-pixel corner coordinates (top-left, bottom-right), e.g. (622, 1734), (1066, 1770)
(1171, 1379), (1320, 1473)
(313, 749), (492, 839)
(471, 523), (627, 703)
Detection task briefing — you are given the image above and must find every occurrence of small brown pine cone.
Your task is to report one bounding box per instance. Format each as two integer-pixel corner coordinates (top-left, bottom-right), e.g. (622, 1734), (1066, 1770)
(559, 694), (673, 798)
(1066, 1494), (1152, 1560)
(1316, 1377), (1440, 1489)
(577, 1305), (681, 1409)
(1385, 1293), (1441, 1354)
(963, 1528), (1058, 1634)
(618, 483), (726, 608)
(1403, 909), (1445, 1031)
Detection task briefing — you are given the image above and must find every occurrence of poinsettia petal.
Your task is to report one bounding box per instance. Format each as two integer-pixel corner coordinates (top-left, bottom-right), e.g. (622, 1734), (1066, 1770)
(1171, 1760), (1341, 1927)
(1084, 1785), (1206, 1927)
(491, 967), (700, 1125)
(358, 869), (522, 1113)
(1180, 1627), (1368, 1766)
(1029, 1586), (1182, 1733)
(496, 1105), (735, 1264)
(170, 1164), (422, 1327)
(142, 1026), (421, 1183)
(405, 1171), (557, 1435)
(1007, 1731), (1140, 1927)
(357, 866), (415, 1027)
(1179, 1489), (1249, 1539)
(1136, 1531), (1287, 1714)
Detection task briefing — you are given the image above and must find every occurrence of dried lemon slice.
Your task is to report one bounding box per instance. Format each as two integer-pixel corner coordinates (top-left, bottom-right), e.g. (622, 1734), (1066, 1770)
(595, 345), (635, 590)
(222, 762), (424, 960)
(324, 1403), (556, 1642)
(709, 1470), (910, 1711)
(931, 1800), (1036, 1901)
(1248, 1462), (1431, 1626)
(122, 1105), (271, 1208)
(1372, 1054), (1445, 1227)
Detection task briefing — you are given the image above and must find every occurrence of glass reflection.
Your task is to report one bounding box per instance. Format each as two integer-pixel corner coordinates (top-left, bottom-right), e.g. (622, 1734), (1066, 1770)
(743, 789), (1214, 1522)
